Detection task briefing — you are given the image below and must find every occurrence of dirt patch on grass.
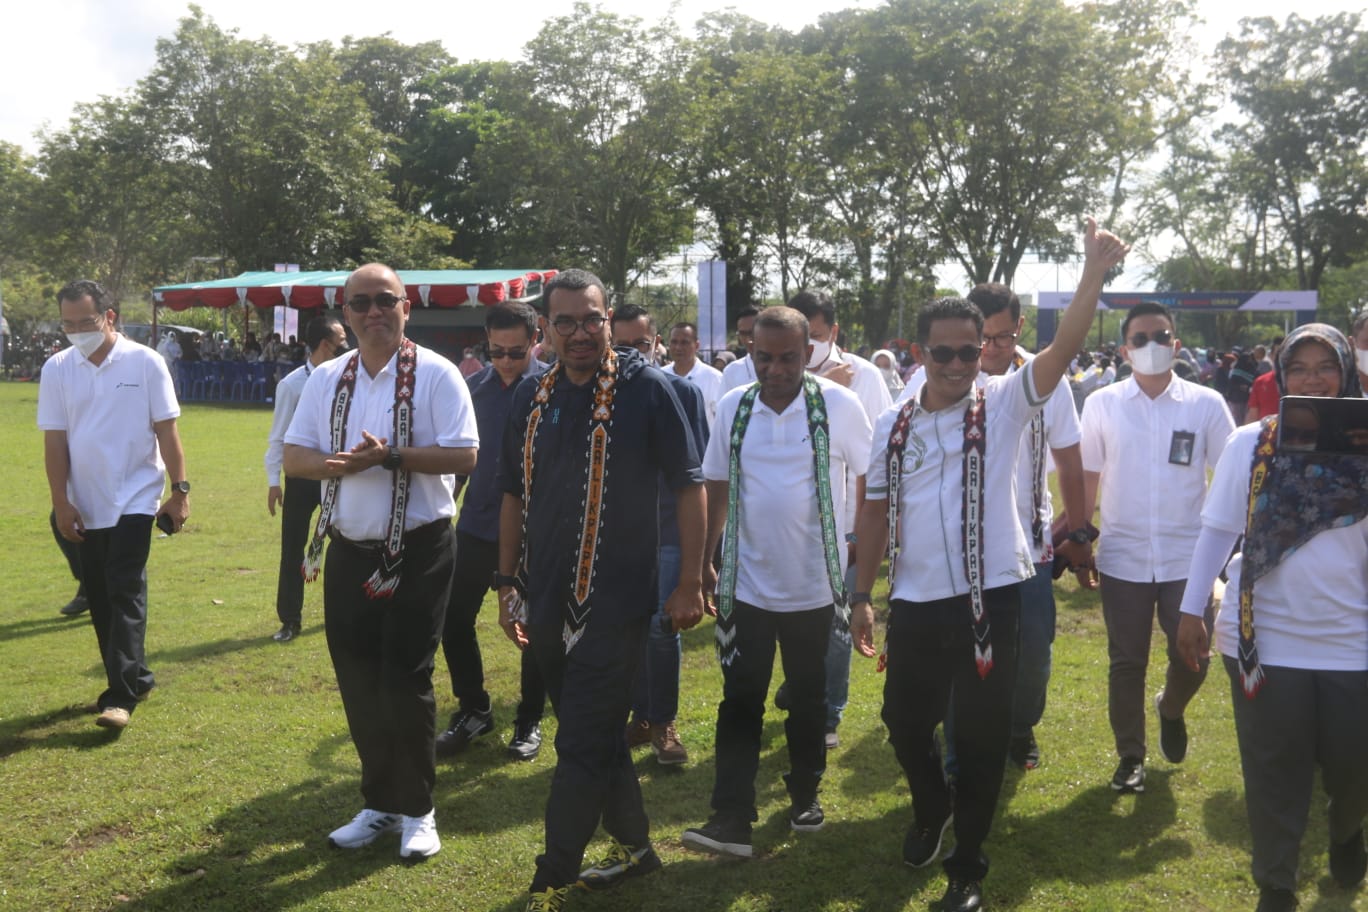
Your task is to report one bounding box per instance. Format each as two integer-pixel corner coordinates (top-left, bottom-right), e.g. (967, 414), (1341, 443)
(66, 822), (134, 853)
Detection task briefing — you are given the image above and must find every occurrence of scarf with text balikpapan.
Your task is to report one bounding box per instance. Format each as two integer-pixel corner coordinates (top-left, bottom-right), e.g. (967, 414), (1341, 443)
(716, 374), (845, 665)
(519, 347), (618, 653)
(1237, 415), (1368, 697)
(885, 385), (992, 677)
(302, 338), (416, 599)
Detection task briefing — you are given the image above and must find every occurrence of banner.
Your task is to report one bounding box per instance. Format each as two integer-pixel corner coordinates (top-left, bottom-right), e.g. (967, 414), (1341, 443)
(1036, 290), (1318, 311)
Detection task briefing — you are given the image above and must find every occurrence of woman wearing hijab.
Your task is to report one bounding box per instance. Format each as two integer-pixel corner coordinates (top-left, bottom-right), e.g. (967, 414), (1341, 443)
(1177, 324), (1368, 912)
(870, 348), (905, 397)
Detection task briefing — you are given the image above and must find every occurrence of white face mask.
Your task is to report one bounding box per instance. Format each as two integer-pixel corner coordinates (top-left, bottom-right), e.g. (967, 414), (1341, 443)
(66, 331), (106, 359)
(1128, 342), (1175, 376)
(1356, 348), (1368, 375)
(806, 338), (833, 370)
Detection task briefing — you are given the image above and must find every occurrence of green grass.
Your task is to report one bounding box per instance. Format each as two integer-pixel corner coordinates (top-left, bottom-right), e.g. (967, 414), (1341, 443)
(0, 381), (1361, 912)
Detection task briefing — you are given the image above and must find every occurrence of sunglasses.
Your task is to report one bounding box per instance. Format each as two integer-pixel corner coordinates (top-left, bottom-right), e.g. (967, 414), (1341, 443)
(926, 344), (983, 365)
(346, 292), (404, 313)
(488, 347), (529, 361)
(1127, 329), (1172, 348)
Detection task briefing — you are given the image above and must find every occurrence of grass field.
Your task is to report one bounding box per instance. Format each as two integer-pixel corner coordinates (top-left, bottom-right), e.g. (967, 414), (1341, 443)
(0, 381), (1361, 912)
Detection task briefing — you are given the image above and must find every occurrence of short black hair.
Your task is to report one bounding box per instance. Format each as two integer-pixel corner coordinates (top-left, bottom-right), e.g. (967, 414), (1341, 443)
(542, 268), (608, 315)
(57, 279), (117, 317)
(736, 304), (760, 323)
(966, 283), (1019, 323)
(485, 302), (538, 338)
(303, 312), (344, 351)
(1120, 300), (1174, 341)
(610, 303), (654, 332)
(787, 290), (836, 327)
(669, 322), (698, 340)
(916, 297), (983, 345)
(755, 306), (809, 340)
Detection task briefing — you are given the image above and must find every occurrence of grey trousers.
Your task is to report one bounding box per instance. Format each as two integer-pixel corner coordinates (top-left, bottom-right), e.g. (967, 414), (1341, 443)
(1099, 574), (1212, 761)
(1225, 656), (1368, 893)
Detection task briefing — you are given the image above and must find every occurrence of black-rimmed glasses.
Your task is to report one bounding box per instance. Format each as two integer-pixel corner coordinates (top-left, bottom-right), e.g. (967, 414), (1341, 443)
(346, 292), (404, 313)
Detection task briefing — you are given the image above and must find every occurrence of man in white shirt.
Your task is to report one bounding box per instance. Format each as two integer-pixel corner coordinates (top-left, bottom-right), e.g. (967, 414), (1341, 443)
(284, 263), (478, 860)
(1078, 300), (1234, 795)
(263, 313), (348, 643)
(667, 322), (723, 428)
(720, 305), (761, 393)
(683, 306), (871, 859)
(783, 290), (891, 748)
(851, 220), (1128, 912)
(38, 280), (190, 731)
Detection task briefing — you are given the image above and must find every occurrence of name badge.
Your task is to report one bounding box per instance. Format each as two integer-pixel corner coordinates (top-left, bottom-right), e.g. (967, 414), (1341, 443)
(1168, 430), (1195, 466)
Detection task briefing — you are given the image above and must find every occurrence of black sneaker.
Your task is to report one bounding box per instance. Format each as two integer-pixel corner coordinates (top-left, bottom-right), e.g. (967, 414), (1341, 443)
(939, 877), (983, 912)
(1330, 827), (1367, 888)
(774, 681), (791, 712)
(1154, 691), (1188, 763)
(272, 624), (300, 643)
(1008, 732), (1040, 770)
(789, 796), (824, 832)
(681, 815), (753, 858)
(903, 813), (953, 868)
(576, 838), (661, 890)
(508, 720), (542, 761)
(1255, 886), (1298, 912)
(435, 706), (494, 758)
(1111, 757), (1145, 793)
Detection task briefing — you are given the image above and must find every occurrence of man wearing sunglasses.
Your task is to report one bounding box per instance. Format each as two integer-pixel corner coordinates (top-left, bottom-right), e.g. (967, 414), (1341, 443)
(1078, 300), (1234, 796)
(436, 303), (550, 763)
(851, 219), (1128, 912)
(284, 263), (479, 860)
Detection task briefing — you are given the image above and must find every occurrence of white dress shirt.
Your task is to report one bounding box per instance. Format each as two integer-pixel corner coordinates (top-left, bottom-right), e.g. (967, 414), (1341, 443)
(37, 335), (181, 529)
(284, 344), (478, 540)
(672, 358), (724, 429)
(1080, 374), (1235, 583)
(868, 361), (1048, 602)
(704, 376), (872, 612)
(721, 354), (757, 394)
(265, 363), (310, 486)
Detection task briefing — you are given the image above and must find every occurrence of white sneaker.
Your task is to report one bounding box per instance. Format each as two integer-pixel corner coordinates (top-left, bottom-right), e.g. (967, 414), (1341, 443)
(328, 809), (400, 849)
(399, 811), (441, 858)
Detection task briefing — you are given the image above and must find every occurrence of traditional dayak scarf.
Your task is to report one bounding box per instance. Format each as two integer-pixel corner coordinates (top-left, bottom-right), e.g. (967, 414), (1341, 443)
(302, 338), (417, 599)
(716, 374), (845, 665)
(885, 385), (993, 677)
(519, 346), (618, 653)
(1236, 323), (1368, 697)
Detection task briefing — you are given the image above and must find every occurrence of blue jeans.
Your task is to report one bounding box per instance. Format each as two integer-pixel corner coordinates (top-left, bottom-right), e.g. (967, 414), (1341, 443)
(822, 563), (859, 731)
(631, 545), (680, 724)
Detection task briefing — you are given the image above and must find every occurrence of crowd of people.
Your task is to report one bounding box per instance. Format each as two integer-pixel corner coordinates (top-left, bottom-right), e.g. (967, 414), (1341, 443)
(35, 230), (1368, 912)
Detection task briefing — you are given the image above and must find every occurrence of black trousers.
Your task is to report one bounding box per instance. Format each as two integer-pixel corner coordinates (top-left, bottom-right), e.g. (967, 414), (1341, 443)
(529, 614), (649, 891)
(50, 510), (83, 595)
(79, 515), (155, 712)
(323, 521), (453, 817)
(275, 476), (321, 628)
(441, 530), (546, 722)
(712, 601), (833, 821)
(882, 585), (1020, 881)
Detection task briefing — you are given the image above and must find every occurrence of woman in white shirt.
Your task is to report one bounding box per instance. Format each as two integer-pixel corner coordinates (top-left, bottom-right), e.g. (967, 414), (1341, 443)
(1178, 323), (1368, 912)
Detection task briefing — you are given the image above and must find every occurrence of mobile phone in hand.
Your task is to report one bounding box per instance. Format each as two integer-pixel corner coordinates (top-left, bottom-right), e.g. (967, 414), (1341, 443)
(156, 512), (177, 535)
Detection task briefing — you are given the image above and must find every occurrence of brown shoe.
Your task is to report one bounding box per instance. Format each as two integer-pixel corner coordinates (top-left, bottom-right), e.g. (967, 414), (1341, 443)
(625, 718), (652, 749)
(651, 720), (688, 765)
(95, 707), (130, 729)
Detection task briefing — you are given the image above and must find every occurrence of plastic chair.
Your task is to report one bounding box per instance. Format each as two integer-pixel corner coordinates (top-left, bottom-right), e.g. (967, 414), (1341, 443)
(227, 362), (250, 400)
(248, 362), (269, 402)
(188, 362), (209, 401)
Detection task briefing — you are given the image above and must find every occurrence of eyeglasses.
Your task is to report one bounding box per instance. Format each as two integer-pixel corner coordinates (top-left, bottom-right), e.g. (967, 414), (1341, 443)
(487, 347), (529, 361)
(623, 339), (655, 354)
(1283, 363), (1341, 381)
(550, 314), (607, 337)
(983, 331), (1018, 349)
(60, 315), (105, 333)
(926, 344), (983, 365)
(346, 292), (404, 313)
(1127, 329), (1173, 348)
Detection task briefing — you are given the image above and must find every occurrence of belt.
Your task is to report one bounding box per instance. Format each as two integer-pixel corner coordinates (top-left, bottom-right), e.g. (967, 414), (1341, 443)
(326, 518), (451, 553)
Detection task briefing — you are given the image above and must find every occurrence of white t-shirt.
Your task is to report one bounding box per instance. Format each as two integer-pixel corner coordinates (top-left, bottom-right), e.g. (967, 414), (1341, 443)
(284, 344), (478, 540)
(672, 359), (724, 430)
(37, 335), (181, 529)
(1080, 375), (1234, 583)
(868, 362), (1049, 602)
(720, 354), (757, 394)
(704, 377), (872, 612)
(1200, 422), (1368, 670)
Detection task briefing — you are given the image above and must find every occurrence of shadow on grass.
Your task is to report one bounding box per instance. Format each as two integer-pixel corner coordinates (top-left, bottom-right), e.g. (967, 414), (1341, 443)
(148, 635), (277, 666)
(0, 702), (118, 758)
(1202, 788), (1249, 848)
(0, 613), (88, 642)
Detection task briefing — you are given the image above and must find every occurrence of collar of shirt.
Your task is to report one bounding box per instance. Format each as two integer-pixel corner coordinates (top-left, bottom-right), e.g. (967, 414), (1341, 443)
(1120, 372), (1182, 403)
(77, 333), (129, 367)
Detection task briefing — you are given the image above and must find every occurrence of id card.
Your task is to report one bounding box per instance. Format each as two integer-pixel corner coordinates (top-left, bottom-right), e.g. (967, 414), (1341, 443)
(1168, 430), (1195, 466)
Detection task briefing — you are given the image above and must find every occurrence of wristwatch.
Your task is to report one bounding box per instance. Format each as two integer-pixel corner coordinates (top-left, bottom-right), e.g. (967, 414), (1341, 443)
(491, 572), (520, 590)
(382, 447), (403, 471)
(850, 591), (873, 605)
(171, 481), (191, 494)
(1066, 525), (1098, 545)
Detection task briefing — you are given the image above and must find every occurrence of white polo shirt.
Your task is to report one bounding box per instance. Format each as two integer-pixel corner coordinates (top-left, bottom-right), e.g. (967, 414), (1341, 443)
(1080, 374), (1234, 583)
(1197, 422), (1368, 670)
(672, 359), (724, 429)
(284, 343), (478, 540)
(265, 363), (310, 486)
(37, 335), (180, 530)
(824, 346), (893, 425)
(721, 354), (757, 394)
(868, 361), (1048, 602)
(704, 376), (872, 612)
(899, 350), (1081, 564)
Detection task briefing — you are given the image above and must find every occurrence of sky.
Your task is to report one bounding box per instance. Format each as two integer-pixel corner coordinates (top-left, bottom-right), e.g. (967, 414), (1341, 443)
(4, 0), (1363, 295)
